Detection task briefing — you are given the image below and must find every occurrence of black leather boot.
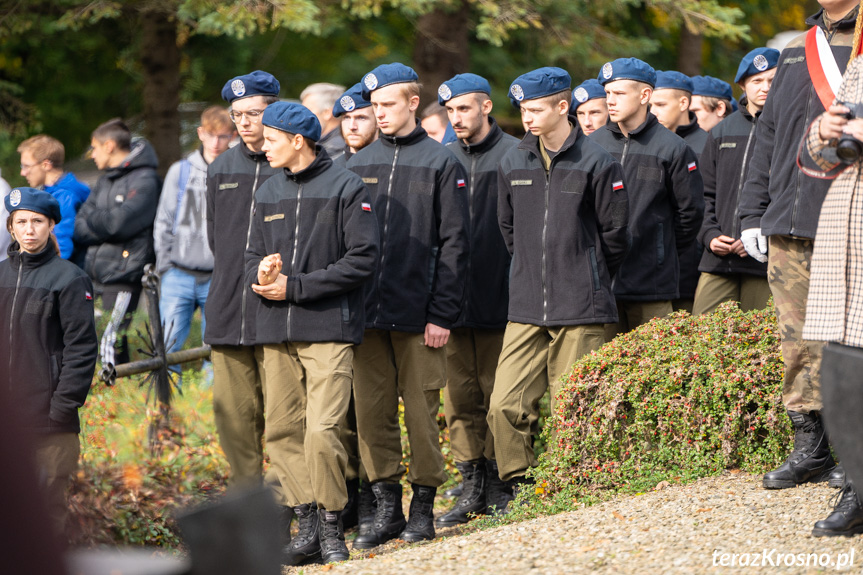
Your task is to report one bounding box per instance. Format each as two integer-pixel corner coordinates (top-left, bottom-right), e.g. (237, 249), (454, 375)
(278, 505), (293, 547)
(812, 482), (863, 537)
(485, 460), (514, 516)
(318, 508), (350, 563)
(762, 411), (835, 489)
(829, 464), (846, 489)
(342, 478), (360, 530)
(282, 503), (320, 566)
(352, 482), (406, 549)
(357, 480), (377, 528)
(400, 484), (437, 542)
(435, 460), (487, 527)
(443, 482), (463, 498)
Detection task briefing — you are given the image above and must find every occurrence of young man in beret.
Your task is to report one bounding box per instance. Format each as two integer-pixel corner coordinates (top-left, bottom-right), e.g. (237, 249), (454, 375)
(693, 48), (778, 317)
(435, 73), (519, 526)
(246, 101), (379, 565)
(591, 58), (704, 337)
(204, 71), (287, 509)
(572, 79), (609, 136)
(332, 83), (378, 166)
(487, 67), (629, 513)
(690, 75), (734, 132)
(346, 62), (469, 547)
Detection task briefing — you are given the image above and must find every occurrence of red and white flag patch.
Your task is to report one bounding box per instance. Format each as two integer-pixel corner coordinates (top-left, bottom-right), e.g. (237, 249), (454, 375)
(361, 202), (372, 212)
(457, 179), (466, 188)
(688, 162), (697, 172)
(85, 292), (93, 301)
(612, 180), (624, 191)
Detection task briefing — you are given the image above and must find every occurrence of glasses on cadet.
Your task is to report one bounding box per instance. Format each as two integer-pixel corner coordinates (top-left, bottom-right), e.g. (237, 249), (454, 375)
(229, 110), (264, 123)
(20, 160), (47, 172)
(200, 131), (234, 142)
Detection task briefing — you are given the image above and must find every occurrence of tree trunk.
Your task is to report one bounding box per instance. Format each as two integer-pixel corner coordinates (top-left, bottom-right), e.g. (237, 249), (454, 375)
(140, 11), (181, 178)
(412, 2), (470, 111)
(677, 26), (703, 77)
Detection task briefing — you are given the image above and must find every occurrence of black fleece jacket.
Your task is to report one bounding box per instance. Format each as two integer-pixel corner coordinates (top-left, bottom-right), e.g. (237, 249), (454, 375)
(446, 118), (519, 330)
(244, 149), (379, 345)
(205, 142), (280, 346)
(591, 112), (704, 301)
(698, 103), (768, 277)
(347, 122), (469, 333)
(0, 244), (97, 434)
(498, 118), (629, 327)
(739, 7), (857, 239)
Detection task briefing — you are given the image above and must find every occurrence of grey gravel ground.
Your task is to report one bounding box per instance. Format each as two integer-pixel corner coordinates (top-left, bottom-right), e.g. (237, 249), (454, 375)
(285, 472), (863, 574)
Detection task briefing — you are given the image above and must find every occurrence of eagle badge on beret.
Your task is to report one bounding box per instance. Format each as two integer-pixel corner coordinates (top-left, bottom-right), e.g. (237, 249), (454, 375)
(754, 54), (769, 71)
(510, 84), (524, 101)
(9, 189), (21, 207)
(601, 63), (614, 80)
(340, 95), (356, 112)
(231, 79), (246, 97)
(364, 73), (378, 91)
(438, 84), (452, 101)
(574, 87), (589, 103)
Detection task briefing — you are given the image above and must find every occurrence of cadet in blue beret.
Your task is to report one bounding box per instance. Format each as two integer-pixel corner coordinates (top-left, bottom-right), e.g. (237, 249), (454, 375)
(735, 48), (779, 116)
(690, 75), (733, 132)
(206, 70), (284, 524)
(332, 84), (378, 167)
(489, 66), (629, 512)
(348, 62), (469, 548)
(649, 71), (707, 153)
(572, 79), (608, 135)
(592, 58), (704, 337)
(2, 185), (97, 531)
(249, 98), (379, 567)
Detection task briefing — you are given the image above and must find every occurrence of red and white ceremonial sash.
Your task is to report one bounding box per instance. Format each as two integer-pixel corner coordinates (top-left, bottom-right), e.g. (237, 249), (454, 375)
(806, 26), (843, 110)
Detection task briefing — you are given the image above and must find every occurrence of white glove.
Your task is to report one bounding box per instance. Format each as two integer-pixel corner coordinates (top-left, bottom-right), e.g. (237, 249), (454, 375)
(741, 228), (768, 263)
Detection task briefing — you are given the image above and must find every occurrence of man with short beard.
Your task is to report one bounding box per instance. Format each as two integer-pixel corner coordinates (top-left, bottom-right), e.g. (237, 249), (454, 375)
(435, 73), (519, 526)
(333, 83), (378, 165)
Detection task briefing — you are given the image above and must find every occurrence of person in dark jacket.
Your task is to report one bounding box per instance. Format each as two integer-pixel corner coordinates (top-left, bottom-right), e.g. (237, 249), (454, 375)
(73, 118), (159, 368)
(487, 67), (629, 514)
(332, 83), (378, 167)
(1, 187), (98, 534)
(572, 79), (608, 136)
(591, 58), (704, 337)
(692, 48), (779, 316)
(245, 102), (379, 565)
(347, 62), (469, 548)
(739, 0), (858, 492)
(434, 73), (519, 527)
(205, 71), (284, 498)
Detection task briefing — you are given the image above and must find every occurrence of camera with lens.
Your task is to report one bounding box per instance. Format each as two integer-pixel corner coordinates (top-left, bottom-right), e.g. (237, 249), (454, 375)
(836, 101), (863, 164)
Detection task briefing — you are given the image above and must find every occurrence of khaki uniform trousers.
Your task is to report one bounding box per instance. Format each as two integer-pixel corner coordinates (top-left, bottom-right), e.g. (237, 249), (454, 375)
(444, 327), (505, 463)
(488, 322), (605, 481)
(211, 345), (284, 502)
(262, 342), (353, 511)
(692, 272), (772, 316)
(34, 432), (79, 534)
(768, 235), (824, 413)
(353, 329), (448, 487)
(604, 300), (673, 341)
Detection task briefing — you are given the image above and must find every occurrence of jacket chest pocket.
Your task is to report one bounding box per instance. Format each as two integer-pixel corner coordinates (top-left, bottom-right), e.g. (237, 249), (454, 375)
(637, 165), (663, 184)
(25, 299), (53, 317)
(316, 210), (337, 225)
(558, 171), (588, 195)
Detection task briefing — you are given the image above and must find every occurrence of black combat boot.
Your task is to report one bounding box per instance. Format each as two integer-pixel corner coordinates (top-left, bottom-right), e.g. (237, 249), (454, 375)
(352, 482), (406, 549)
(812, 482), (863, 537)
(443, 482), (463, 498)
(282, 503), (320, 566)
(828, 464), (846, 489)
(278, 505), (293, 547)
(400, 484), (437, 542)
(435, 460), (487, 527)
(357, 480), (377, 528)
(485, 460), (514, 516)
(762, 411), (835, 489)
(342, 478), (360, 530)
(318, 508), (350, 563)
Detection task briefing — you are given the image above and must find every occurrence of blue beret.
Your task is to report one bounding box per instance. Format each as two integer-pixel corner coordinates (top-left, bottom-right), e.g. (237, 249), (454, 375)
(4, 187), (61, 223)
(361, 63), (419, 100)
(735, 47), (780, 83)
(598, 58), (656, 87)
(731, 97), (739, 112)
(221, 70), (280, 103)
(654, 70), (694, 93)
(571, 79), (606, 109)
(333, 83), (372, 118)
(691, 75), (733, 100)
(509, 67), (572, 108)
(438, 73), (492, 105)
(262, 102), (322, 142)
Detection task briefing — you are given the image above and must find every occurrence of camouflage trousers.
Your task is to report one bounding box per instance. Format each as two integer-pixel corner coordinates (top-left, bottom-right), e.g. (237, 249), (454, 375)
(767, 235), (824, 413)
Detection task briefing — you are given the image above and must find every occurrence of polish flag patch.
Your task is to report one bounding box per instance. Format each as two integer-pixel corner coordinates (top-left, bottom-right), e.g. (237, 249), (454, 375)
(612, 180), (624, 191)
(85, 292), (93, 301)
(688, 162), (697, 172)
(457, 179), (466, 188)
(361, 202), (372, 212)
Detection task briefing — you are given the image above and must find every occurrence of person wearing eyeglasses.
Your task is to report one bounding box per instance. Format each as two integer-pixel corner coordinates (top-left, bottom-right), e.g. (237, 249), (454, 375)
(153, 106), (236, 389)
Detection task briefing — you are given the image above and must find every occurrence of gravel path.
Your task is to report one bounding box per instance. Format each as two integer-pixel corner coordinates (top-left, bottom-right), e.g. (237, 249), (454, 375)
(285, 472), (863, 574)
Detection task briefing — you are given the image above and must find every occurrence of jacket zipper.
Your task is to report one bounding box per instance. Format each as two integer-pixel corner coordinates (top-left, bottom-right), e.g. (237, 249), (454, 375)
(466, 155), (476, 320)
(620, 137), (630, 167)
(542, 161), (552, 324)
(240, 160), (262, 345)
(732, 120), (758, 239)
(375, 146), (399, 323)
(286, 183), (303, 342)
(8, 260), (23, 390)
